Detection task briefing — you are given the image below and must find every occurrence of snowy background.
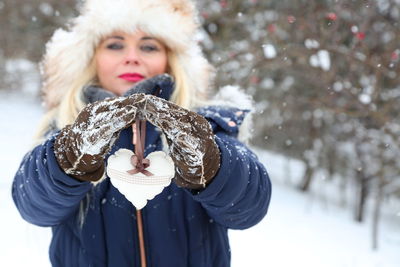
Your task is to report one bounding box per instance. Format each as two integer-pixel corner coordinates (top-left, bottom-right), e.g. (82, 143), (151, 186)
(1, 1), (400, 266)
(1, 91), (399, 267)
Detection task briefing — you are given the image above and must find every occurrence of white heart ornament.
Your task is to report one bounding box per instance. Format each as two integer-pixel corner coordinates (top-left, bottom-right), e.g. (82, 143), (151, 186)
(106, 149), (175, 209)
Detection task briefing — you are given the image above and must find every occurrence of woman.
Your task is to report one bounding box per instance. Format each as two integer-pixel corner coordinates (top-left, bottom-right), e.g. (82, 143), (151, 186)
(12, 0), (272, 266)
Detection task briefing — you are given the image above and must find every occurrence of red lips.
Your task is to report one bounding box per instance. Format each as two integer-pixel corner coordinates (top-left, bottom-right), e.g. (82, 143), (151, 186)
(118, 73), (145, 82)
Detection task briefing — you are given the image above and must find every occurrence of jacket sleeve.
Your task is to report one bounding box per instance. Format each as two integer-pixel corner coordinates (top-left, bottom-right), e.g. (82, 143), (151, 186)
(12, 135), (92, 227)
(192, 106), (272, 229)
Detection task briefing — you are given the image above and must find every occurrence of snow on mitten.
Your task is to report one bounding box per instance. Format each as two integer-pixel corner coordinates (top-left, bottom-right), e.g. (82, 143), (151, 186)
(134, 94), (221, 189)
(54, 96), (145, 182)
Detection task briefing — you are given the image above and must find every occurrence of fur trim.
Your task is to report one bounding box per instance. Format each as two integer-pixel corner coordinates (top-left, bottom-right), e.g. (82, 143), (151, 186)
(212, 85), (254, 110)
(212, 85), (255, 144)
(41, 0), (211, 108)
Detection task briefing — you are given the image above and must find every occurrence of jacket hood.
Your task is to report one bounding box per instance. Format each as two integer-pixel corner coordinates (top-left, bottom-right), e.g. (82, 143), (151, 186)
(41, 0), (212, 108)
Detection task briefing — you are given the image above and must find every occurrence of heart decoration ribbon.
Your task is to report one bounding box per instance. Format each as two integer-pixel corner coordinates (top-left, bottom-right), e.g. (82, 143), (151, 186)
(127, 119), (154, 176)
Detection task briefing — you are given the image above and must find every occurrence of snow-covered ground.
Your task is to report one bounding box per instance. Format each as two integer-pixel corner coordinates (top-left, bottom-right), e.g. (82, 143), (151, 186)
(1, 92), (399, 267)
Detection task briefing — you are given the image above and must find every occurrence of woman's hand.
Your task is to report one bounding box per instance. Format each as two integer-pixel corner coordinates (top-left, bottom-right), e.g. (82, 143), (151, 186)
(54, 90), (221, 188)
(134, 94), (221, 189)
(54, 96), (144, 181)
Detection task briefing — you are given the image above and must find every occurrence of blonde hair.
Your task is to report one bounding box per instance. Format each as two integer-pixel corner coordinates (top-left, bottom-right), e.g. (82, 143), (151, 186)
(168, 50), (211, 109)
(34, 46), (207, 142)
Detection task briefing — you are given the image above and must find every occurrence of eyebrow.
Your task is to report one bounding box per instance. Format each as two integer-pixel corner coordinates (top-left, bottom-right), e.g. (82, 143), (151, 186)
(141, 37), (155, 41)
(107, 36), (124, 40)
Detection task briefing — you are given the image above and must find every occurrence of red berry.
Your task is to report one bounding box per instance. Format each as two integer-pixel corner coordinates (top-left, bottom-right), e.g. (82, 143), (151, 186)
(326, 12), (337, 21)
(250, 76), (260, 84)
(220, 0), (228, 8)
(287, 15), (296, 24)
(267, 24), (276, 33)
(201, 12), (209, 19)
(355, 32), (365, 40)
(391, 52), (399, 61)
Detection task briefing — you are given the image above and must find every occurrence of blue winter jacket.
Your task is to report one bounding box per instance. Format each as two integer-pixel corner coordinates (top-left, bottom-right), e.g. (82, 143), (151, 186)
(12, 106), (271, 267)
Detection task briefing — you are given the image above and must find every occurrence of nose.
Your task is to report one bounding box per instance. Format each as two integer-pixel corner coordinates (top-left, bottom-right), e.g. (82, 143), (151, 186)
(124, 48), (140, 65)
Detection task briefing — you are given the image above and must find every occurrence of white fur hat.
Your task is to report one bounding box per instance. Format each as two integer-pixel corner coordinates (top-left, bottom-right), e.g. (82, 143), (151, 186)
(41, 0), (212, 108)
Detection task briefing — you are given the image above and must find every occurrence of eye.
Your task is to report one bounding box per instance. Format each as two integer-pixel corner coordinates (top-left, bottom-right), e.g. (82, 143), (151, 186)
(106, 43), (124, 50)
(140, 44), (159, 52)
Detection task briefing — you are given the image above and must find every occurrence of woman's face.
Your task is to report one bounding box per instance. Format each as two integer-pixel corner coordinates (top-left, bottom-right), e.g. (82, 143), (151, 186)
(95, 30), (168, 95)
